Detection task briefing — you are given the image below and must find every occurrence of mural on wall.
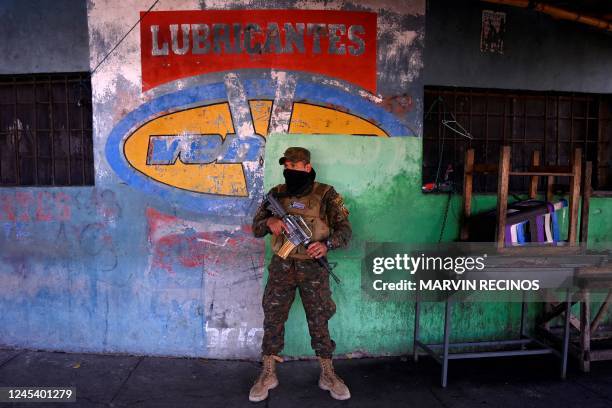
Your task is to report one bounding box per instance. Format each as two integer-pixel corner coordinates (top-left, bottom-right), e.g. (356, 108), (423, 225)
(105, 8), (419, 215)
(0, 1), (425, 359)
(84, 0), (424, 359)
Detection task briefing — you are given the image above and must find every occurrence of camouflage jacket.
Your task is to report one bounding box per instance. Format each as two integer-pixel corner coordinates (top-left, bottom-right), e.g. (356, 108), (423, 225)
(251, 183), (352, 250)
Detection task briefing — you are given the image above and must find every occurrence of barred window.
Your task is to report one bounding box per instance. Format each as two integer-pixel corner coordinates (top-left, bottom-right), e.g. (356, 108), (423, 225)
(423, 86), (612, 195)
(0, 73), (94, 186)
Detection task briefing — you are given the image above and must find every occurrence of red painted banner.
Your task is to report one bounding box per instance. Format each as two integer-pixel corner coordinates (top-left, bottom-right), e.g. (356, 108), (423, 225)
(140, 10), (377, 92)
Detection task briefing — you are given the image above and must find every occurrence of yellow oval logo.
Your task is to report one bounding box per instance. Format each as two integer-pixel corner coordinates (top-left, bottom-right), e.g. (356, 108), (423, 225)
(123, 100), (388, 196)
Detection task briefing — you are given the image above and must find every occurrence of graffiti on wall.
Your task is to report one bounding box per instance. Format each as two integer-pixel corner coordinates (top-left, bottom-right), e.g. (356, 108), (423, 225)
(205, 321), (263, 350)
(0, 191), (71, 223)
(146, 206), (262, 276)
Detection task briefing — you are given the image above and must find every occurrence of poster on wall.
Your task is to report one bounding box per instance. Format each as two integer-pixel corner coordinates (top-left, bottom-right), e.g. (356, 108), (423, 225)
(480, 9), (506, 54)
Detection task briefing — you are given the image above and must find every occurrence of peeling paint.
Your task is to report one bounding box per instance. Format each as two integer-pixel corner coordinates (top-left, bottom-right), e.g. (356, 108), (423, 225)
(0, 0), (424, 360)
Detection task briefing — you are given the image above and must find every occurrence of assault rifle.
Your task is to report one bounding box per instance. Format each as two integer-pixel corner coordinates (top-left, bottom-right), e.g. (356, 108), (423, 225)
(264, 193), (341, 284)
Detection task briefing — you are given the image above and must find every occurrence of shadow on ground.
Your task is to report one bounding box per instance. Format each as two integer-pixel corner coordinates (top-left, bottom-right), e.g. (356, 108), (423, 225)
(1, 348), (612, 407)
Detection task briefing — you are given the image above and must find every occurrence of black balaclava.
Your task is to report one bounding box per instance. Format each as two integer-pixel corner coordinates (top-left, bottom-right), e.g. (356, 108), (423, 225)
(283, 168), (316, 196)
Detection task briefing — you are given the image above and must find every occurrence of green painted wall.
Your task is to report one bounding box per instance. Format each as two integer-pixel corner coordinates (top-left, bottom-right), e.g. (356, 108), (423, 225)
(263, 134), (612, 358)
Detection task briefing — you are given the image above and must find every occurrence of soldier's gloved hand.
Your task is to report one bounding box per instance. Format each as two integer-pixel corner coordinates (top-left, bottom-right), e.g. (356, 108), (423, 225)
(307, 241), (328, 259)
(266, 217), (288, 236)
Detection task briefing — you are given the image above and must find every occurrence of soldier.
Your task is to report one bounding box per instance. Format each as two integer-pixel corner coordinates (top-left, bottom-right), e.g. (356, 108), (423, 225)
(249, 147), (352, 402)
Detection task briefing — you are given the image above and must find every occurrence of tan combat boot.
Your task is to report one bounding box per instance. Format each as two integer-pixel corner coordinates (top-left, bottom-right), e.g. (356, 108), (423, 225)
(249, 355), (282, 402)
(318, 357), (351, 400)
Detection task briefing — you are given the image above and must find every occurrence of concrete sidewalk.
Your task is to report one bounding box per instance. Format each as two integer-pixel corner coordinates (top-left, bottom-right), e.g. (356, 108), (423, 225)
(1, 347), (612, 407)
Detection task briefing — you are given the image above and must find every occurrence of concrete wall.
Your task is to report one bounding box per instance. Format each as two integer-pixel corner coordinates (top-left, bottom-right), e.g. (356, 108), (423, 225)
(1, 0), (611, 361)
(0, 0), (428, 359)
(425, 0), (612, 93)
(0, 0), (89, 74)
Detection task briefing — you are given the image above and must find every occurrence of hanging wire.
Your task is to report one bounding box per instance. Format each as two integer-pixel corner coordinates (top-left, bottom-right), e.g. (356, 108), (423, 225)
(424, 96), (473, 242)
(424, 96), (473, 189)
(91, 0), (160, 76)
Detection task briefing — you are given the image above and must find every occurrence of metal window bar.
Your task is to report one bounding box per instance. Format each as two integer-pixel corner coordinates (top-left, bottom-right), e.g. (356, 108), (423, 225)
(0, 73), (94, 187)
(13, 77), (19, 185)
(33, 77), (38, 184)
(64, 75), (71, 185)
(79, 78), (86, 183)
(424, 87), (608, 193)
(49, 75), (56, 185)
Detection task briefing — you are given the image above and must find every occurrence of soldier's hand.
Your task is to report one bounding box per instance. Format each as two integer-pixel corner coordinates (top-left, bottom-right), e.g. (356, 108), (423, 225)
(266, 217), (288, 236)
(307, 241), (328, 259)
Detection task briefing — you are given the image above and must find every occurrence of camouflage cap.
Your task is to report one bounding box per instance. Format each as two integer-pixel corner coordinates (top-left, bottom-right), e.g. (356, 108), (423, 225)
(278, 147), (311, 165)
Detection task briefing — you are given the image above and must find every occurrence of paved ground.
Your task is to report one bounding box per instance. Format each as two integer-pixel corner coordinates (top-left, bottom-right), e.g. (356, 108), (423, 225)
(1, 347), (612, 407)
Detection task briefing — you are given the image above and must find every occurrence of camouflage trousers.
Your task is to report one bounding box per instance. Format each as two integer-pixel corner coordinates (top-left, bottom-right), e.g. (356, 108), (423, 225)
(261, 255), (337, 359)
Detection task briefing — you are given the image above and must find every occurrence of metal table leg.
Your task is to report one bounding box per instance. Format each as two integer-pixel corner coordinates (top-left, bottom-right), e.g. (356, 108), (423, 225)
(441, 299), (452, 388)
(520, 292), (527, 338)
(561, 288), (571, 379)
(413, 298), (421, 363)
(579, 289), (591, 372)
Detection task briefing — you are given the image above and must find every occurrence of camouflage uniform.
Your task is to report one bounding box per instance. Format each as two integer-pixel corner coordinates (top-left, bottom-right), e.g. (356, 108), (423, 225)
(252, 182), (352, 358)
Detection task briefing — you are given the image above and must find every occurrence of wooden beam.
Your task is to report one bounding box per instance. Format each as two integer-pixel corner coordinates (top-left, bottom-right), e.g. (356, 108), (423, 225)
(599, 99), (609, 188)
(547, 175), (555, 202)
(539, 301), (578, 324)
(510, 171), (574, 177)
(580, 161), (592, 246)
(529, 151), (540, 199)
(590, 290), (612, 335)
(473, 163), (498, 174)
(568, 148), (582, 244)
(527, 165), (572, 174)
(496, 146), (511, 249)
(481, 0), (612, 32)
(589, 349), (612, 361)
(461, 149), (474, 241)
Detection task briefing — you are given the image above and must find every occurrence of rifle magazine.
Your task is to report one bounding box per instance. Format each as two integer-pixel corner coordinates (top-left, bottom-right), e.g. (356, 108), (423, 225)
(277, 240), (296, 259)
